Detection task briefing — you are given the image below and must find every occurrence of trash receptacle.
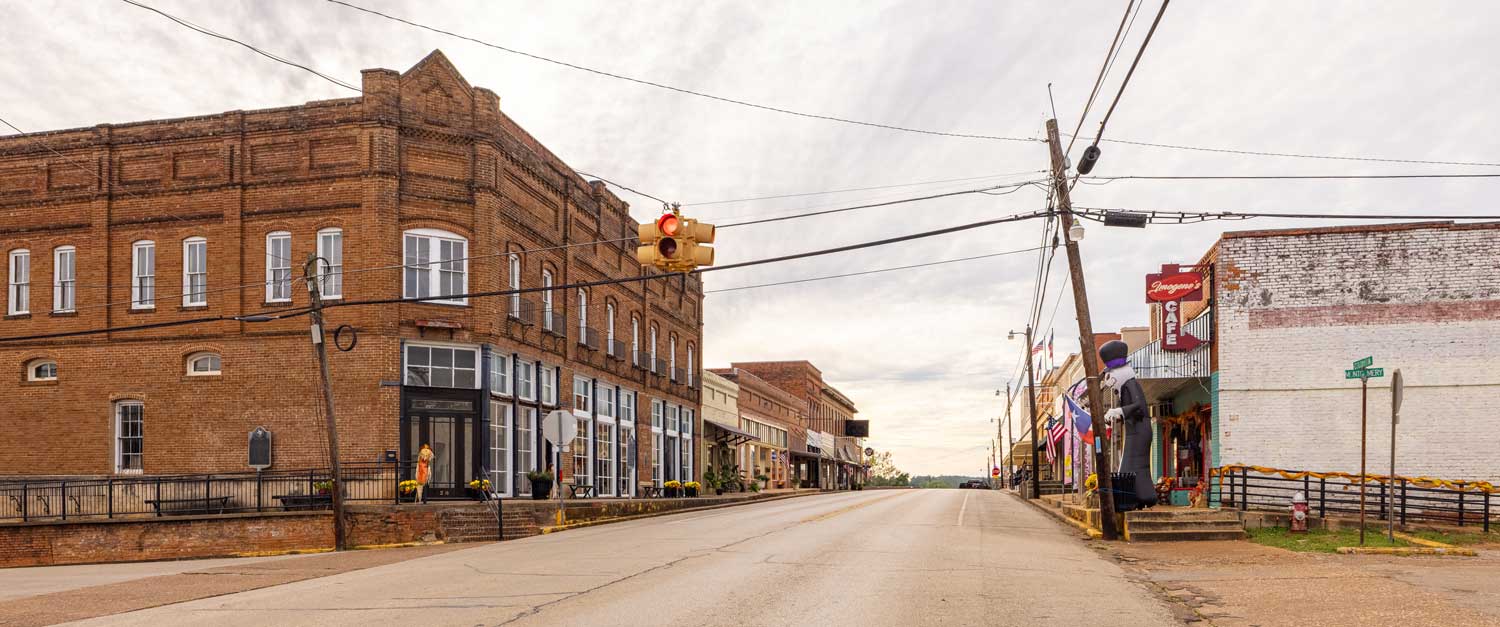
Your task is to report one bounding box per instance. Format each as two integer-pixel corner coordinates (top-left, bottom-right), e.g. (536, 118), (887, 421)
(1111, 472), (1138, 511)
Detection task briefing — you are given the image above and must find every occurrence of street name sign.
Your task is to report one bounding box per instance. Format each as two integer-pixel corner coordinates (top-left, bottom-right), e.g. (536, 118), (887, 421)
(1346, 368), (1384, 379)
(1353, 356), (1373, 370)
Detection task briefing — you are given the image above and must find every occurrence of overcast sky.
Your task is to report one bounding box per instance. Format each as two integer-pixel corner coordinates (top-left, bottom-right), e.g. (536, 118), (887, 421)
(4, 1), (1498, 476)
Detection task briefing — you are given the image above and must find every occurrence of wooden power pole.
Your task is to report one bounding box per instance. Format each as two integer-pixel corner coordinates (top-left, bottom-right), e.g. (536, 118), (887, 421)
(305, 255), (347, 550)
(1045, 118), (1119, 541)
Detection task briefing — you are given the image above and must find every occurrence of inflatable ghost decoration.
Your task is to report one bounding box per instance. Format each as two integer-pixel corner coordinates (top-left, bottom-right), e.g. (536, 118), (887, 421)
(1099, 340), (1158, 510)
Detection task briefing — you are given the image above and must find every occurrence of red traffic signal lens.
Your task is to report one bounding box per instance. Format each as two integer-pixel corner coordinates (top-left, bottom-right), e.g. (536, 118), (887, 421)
(657, 214), (680, 237)
(658, 237), (679, 258)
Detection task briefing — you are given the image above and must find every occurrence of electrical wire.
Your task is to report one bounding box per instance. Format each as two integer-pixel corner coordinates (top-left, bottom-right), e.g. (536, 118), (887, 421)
(1065, 0), (1138, 157)
(1073, 206), (1500, 222)
(576, 171), (671, 206)
(1081, 173), (1500, 182)
(716, 180), (1047, 228)
(119, 0), (360, 92)
(1086, 0), (1171, 149)
(323, 0), (1040, 143)
(1074, 135), (1500, 168)
(704, 245), (1048, 293)
(682, 170), (1047, 207)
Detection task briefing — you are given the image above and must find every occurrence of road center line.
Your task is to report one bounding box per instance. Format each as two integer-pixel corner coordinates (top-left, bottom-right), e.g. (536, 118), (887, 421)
(799, 492), (904, 524)
(957, 492), (970, 527)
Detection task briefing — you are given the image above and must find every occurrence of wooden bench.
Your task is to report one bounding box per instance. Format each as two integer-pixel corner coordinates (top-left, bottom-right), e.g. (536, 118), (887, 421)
(568, 483), (596, 499)
(144, 495), (231, 516)
(274, 493), (333, 510)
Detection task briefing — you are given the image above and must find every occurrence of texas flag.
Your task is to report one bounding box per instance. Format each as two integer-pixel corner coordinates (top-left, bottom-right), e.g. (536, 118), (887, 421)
(1065, 396), (1092, 443)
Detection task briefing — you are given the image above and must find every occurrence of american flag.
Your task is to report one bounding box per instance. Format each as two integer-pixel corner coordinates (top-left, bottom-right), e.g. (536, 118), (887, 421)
(1049, 416), (1069, 454)
(1043, 418), (1057, 463)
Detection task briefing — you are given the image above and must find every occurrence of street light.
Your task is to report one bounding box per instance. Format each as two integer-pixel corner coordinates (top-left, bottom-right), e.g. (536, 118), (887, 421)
(1008, 325), (1042, 500)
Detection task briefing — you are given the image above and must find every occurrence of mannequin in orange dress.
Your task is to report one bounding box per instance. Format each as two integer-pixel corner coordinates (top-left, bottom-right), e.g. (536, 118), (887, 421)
(416, 444), (434, 502)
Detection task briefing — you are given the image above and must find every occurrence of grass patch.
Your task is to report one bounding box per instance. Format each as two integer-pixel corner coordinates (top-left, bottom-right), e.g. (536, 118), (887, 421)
(1248, 526), (1409, 553)
(1405, 529), (1497, 547)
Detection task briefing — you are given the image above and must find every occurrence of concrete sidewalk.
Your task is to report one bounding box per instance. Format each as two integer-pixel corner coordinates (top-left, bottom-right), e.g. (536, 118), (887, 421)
(0, 544), (468, 627)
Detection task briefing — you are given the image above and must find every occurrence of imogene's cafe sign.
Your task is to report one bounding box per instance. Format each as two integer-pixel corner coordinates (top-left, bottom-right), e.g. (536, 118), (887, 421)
(1146, 264), (1205, 352)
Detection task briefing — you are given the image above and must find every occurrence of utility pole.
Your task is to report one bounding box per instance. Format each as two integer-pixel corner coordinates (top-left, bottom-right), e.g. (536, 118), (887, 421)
(1045, 119), (1119, 540)
(1024, 326), (1042, 500)
(305, 255), (347, 551)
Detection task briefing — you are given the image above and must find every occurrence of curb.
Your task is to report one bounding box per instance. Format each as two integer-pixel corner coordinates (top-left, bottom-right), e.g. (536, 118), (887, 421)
(538, 490), (828, 535)
(1336, 546), (1477, 557)
(1008, 490), (1103, 540)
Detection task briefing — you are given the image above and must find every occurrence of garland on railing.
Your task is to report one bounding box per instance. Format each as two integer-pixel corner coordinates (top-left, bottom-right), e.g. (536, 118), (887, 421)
(1211, 464), (1498, 494)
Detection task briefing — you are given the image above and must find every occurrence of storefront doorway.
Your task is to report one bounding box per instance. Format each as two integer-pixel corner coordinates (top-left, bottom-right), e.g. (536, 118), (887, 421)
(402, 389), (482, 500)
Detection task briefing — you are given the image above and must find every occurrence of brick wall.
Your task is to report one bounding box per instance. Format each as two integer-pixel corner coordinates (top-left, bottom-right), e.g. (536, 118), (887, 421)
(0, 50), (701, 483)
(1214, 222), (1500, 480)
(0, 512), (331, 567)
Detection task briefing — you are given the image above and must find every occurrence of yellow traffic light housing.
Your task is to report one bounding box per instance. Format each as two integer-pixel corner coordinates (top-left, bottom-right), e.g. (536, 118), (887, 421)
(637, 205), (715, 272)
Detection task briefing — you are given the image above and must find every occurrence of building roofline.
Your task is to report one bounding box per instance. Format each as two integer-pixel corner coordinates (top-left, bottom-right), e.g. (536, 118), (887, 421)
(1219, 220), (1500, 241)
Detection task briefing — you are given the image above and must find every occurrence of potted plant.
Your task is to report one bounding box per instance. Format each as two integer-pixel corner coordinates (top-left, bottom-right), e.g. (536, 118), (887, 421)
(527, 470), (554, 500)
(755, 473), (770, 491)
(703, 466), (722, 495)
(683, 481), (701, 497)
(467, 477), (492, 500)
(398, 480), (419, 502)
(313, 480), (333, 495)
(664, 480), (682, 498)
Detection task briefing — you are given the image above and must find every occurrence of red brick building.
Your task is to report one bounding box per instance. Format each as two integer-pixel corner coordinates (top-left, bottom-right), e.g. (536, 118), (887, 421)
(0, 51), (702, 498)
(729, 361), (865, 489)
(708, 367), (808, 489)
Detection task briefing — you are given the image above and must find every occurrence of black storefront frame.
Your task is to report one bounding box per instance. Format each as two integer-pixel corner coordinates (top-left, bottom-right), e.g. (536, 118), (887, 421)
(401, 385), (484, 500)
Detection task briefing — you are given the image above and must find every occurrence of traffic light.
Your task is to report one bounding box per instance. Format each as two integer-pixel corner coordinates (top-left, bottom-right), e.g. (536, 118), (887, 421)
(637, 207), (715, 272)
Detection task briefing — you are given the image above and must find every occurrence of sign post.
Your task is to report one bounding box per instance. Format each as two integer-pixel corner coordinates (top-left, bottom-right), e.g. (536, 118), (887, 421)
(543, 410), (577, 526)
(1344, 358), (1386, 545)
(1389, 369), (1403, 543)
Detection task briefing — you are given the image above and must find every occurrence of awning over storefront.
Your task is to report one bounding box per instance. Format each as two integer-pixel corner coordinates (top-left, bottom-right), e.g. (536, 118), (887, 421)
(707, 421), (759, 447)
(1006, 440), (1036, 467)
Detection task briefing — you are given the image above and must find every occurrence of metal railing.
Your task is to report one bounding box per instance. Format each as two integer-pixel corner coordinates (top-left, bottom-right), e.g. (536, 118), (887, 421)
(508, 298), (536, 325)
(1219, 467), (1494, 532)
(1128, 308), (1213, 379)
(543, 311), (566, 336)
(0, 461), (405, 524)
(608, 339), (627, 360)
(580, 327), (601, 350)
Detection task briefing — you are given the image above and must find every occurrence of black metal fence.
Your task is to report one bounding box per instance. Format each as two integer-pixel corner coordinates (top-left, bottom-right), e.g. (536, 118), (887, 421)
(1220, 467), (1494, 532)
(0, 461), (408, 524)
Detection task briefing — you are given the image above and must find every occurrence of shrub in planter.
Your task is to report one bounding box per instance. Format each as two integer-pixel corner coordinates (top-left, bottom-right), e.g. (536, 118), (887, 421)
(684, 481), (701, 497)
(313, 480), (334, 495)
(527, 471), (554, 500)
(664, 480), (682, 498)
(398, 480), (419, 502)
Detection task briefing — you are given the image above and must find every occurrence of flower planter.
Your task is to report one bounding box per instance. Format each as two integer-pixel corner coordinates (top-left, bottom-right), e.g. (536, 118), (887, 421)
(664, 487), (681, 498)
(715, 488), (724, 496)
(531, 478), (554, 499)
(685, 487), (699, 498)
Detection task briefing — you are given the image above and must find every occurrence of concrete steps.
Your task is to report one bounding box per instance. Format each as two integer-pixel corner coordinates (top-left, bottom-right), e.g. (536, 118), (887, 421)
(1125, 509), (1246, 542)
(437, 505), (542, 543)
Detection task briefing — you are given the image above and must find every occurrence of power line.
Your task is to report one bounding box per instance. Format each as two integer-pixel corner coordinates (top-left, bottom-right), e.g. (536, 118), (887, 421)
(1081, 173), (1500, 183)
(682, 170), (1047, 207)
(119, 0), (360, 92)
(576, 171), (671, 206)
(717, 180), (1047, 228)
(1066, 134), (1500, 169)
(1065, 0), (1138, 157)
(1074, 206), (1500, 222)
(324, 0), (1041, 143)
(0, 209), (1052, 344)
(704, 245), (1048, 293)
(1085, 0), (1172, 148)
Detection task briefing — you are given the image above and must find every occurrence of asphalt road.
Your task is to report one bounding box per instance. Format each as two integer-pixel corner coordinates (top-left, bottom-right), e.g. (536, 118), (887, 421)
(71, 489), (1177, 627)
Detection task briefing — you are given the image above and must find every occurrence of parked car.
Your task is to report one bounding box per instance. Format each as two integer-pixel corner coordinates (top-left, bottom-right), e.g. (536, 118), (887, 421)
(959, 480), (988, 489)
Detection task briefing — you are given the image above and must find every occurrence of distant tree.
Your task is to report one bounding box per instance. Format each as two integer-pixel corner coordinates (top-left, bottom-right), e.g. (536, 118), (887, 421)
(864, 450), (911, 487)
(923, 480), (951, 489)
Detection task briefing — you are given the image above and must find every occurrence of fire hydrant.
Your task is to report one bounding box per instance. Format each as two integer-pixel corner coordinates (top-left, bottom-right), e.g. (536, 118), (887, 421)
(1290, 491), (1309, 533)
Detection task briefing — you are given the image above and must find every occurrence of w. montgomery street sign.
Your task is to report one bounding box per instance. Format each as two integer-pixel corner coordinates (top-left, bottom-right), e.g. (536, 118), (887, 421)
(1346, 356), (1383, 380)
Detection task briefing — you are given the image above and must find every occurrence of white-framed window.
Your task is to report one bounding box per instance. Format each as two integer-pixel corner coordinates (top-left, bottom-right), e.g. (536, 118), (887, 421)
(652, 431), (663, 488)
(668, 404), (680, 434)
(682, 408), (694, 436)
(541, 366), (557, 406)
(403, 344), (479, 388)
(617, 423), (632, 497)
(650, 326), (658, 368)
(541, 269), (554, 329)
(489, 352), (512, 396)
(490, 401), (513, 496)
(597, 384), (616, 420)
(403, 229), (468, 305)
(27, 359), (57, 382)
(574, 415), (591, 485)
(52, 246), (75, 313)
(183, 237), (207, 306)
(517, 360), (536, 402)
(574, 376), (593, 412)
(687, 345), (695, 387)
(516, 406), (536, 495)
(596, 420), (615, 496)
(507, 253), (522, 318)
(317, 228), (343, 299)
(631, 316), (640, 365)
(607, 304), (616, 346)
(620, 389), (636, 425)
(7, 249), (29, 315)
(131, 241), (155, 309)
(652, 399), (664, 429)
(115, 401), (144, 474)
(669, 335), (677, 375)
(265, 232), (291, 303)
(186, 352), (222, 376)
(577, 288), (588, 336)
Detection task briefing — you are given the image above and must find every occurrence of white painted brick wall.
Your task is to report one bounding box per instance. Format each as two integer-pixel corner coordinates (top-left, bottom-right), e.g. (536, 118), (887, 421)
(1216, 224), (1500, 481)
